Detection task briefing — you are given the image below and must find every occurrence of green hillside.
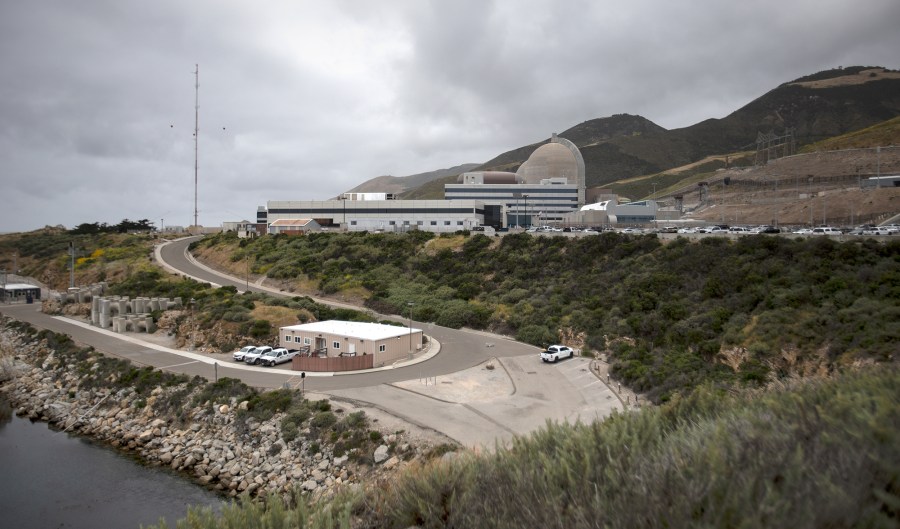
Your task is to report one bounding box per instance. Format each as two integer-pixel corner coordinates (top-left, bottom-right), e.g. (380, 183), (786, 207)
(199, 230), (899, 404)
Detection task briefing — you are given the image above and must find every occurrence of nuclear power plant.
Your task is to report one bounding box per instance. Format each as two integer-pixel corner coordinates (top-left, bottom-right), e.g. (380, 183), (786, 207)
(248, 133), (658, 235)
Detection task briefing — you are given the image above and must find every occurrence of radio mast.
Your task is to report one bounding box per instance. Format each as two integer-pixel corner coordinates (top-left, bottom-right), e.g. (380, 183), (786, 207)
(193, 64), (199, 230)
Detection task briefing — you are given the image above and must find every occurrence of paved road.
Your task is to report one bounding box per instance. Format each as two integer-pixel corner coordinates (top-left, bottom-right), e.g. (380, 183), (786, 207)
(1, 236), (622, 447)
(156, 236), (538, 391)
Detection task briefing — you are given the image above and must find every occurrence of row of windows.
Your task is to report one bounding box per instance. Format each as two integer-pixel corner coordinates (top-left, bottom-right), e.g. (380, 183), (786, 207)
(268, 207), (483, 215)
(285, 334), (386, 352)
(445, 187), (577, 194)
(446, 197), (579, 205)
(349, 220), (465, 226)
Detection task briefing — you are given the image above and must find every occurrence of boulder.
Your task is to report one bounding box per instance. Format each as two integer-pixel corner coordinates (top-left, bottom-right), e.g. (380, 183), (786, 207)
(374, 445), (390, 464)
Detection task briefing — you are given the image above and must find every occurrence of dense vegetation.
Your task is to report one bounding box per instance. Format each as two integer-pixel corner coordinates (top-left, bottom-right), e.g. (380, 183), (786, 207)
(150, 367), (899, 529)
(0, 227), (155, 287)
(201, 230), (899, 403)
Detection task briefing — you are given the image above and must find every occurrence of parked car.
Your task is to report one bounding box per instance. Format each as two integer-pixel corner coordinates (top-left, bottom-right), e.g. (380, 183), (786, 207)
(540, 345), (575, 363)
(812, 227), (842, 236)
(260, 348), (298, 367)
(244, 346), (272, 365)
(233, 345), (257, 362)
(761, 226), (781, 234)
(793, 228), (814, 235)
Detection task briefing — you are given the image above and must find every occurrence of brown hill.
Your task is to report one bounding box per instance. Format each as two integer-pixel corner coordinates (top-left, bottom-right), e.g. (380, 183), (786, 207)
(345, 163), (479, 196)
(468, 66), (900, 190)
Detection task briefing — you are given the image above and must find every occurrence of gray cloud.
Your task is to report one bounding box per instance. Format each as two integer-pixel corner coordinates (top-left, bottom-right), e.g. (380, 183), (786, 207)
(1, 0), (898, 232)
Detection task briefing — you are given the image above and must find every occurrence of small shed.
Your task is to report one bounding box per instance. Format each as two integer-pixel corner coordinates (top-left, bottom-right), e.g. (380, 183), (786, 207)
(2, 283), (42, 303)
(281, 320), (423, 371)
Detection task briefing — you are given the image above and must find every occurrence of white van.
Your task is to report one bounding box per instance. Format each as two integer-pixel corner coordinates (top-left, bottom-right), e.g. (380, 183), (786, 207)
(812, 227), (842, 236)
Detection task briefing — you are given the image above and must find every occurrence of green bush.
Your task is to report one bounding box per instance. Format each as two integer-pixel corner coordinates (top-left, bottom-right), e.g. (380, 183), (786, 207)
(281, 420), (299, 443)
(310, 411), (337, 430)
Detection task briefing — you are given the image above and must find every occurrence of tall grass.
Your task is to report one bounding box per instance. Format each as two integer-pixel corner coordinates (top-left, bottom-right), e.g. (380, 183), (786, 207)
(396, 369), (898, 529)
(154, 368), (899, 528)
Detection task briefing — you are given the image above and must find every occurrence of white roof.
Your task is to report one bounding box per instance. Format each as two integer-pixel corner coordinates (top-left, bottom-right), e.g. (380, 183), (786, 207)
(3, 283), (39, 290)
(281, 320), (421, 341)
(270, 218), (315, 227)
(581, 200), (613, 211)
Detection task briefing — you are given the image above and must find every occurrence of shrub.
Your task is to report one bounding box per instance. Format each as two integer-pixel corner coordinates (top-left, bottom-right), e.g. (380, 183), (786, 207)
(310, 411), (337, 430)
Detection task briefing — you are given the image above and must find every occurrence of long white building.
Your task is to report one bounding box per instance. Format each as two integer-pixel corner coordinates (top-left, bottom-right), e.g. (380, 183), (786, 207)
(262, 199), (486, 233)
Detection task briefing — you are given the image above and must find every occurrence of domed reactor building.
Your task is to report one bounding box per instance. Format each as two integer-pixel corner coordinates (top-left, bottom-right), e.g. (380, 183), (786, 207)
(445, 133), (585, 228)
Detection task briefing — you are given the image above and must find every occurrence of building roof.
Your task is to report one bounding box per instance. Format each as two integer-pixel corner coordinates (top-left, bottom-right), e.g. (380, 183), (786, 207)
(270, 218), (316, 227)
(282, 320), (422, 341)
(2, 283), (40, 290)
(581, 200), (614, 211)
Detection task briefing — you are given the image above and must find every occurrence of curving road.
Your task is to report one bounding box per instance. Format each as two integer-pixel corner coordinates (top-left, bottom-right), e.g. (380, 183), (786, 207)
(155, 236), (538, 391)
(1, 236), (619, 447)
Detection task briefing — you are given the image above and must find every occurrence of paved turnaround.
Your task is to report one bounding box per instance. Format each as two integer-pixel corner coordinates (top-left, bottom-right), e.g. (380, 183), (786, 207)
(0, 236), (623, 447)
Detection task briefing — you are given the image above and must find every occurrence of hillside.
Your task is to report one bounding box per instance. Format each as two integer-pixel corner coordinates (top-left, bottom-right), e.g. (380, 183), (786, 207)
(197, 230), (900, 403)
(345, 163), (479, 196)
(391, 66), (900, 196)
(148, 366), (900, 529)
(637, 117), (900, 226)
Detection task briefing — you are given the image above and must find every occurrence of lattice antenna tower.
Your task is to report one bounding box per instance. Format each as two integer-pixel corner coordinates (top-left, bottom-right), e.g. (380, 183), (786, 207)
(755, 128), (795, 165)
(193, 64), (199, 229)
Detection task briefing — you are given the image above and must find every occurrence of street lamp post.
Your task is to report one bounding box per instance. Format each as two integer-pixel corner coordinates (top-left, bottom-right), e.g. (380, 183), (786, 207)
(407, 302), (414, 358)
(340, 195), (347, 229)
(245, 254), (250, 292)
(523, 194), (529, 228)
(515, 195), (520, 228)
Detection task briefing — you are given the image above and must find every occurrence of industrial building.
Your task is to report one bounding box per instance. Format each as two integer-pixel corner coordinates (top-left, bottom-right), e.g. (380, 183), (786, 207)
(562, 199), (661, 226)
(280, 320), (423, 372)
(1, 283), (41, 303)
(262, 199), (487, 233)
(250, 133), (663, 234)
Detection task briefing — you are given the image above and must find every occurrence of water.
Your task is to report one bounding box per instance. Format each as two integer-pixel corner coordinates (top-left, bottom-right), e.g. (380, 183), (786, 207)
(0, 399), (225, 529)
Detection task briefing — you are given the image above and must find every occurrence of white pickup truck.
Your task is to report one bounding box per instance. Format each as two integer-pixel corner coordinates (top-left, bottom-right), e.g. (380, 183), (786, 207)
(259, 348), (298, 367)
(540, 345), (574, 363)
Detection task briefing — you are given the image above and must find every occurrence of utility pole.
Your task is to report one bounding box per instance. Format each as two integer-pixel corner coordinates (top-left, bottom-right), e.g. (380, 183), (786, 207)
(193, 64), (200, 230)
(69, 242), (75, 289)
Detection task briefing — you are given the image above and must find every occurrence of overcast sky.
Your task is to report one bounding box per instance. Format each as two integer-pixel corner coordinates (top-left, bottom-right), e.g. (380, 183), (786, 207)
(2, 1), (898, 232)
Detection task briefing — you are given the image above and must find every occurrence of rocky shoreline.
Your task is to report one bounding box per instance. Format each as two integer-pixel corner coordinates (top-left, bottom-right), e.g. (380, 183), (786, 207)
(0, 318), (444, 504)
